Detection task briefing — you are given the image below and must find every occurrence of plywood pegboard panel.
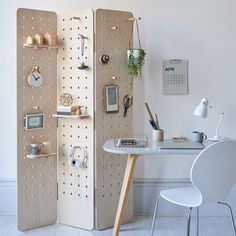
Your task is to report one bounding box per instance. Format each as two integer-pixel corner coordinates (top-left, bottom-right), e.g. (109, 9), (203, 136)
(57, 9), (94, 230)
(95, 9), (134, 229)
(17, 8), (57, 231)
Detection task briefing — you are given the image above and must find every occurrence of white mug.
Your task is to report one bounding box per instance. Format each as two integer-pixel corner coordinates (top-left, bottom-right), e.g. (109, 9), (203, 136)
(42, 142), (52, 154)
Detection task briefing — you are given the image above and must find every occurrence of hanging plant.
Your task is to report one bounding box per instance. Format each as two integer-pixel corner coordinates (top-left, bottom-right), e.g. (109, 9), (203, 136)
(127, 19), (146, 88)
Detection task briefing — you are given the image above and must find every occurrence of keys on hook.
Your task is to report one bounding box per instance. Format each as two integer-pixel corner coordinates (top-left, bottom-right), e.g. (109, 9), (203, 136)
(123, 95), (133, 118)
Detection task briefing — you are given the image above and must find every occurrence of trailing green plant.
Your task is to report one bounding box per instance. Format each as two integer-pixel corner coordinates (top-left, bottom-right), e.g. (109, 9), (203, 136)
(128, 48), (146, 88)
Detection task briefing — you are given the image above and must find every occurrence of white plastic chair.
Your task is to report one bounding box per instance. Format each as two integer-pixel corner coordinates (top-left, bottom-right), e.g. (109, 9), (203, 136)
(150, 140), (236, 236)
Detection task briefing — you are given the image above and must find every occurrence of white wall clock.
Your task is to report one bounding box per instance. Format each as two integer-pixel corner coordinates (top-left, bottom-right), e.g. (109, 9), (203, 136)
(27, 67), (43, 87)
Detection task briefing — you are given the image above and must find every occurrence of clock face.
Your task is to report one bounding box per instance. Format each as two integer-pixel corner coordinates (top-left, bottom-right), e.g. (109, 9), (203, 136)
(27, 70), (43, 87)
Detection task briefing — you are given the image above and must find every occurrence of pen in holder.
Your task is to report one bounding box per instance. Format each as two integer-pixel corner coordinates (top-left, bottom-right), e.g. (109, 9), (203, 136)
(145, 102), (164, 142)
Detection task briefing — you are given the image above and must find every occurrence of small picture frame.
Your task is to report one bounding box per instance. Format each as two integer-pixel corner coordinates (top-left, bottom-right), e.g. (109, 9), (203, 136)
(25, 114), (44, 130)
(105, 85), (119, 113)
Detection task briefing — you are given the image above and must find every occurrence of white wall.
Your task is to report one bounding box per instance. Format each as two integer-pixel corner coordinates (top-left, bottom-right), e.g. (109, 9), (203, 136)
(1, 0), (236, 182)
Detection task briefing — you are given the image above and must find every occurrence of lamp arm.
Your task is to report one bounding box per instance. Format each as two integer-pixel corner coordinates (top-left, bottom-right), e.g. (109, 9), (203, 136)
(215, 112), (224, 137)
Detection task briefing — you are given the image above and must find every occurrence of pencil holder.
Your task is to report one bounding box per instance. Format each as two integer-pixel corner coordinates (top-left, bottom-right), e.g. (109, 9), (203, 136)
(153, 129), (164, 142)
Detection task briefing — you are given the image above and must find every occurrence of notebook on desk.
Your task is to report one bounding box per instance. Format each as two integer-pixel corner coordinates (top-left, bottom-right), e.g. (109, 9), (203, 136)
(158, 141), (204, 149)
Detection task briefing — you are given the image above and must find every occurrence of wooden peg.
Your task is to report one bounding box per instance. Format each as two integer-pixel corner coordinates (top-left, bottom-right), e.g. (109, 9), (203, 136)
(110, 26), (120, 30)
(73, 17), (80, 20)
(126, 17), (141, 22)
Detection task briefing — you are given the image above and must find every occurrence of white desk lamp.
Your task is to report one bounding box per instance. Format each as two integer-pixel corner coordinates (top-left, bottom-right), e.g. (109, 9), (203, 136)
(193, 98), (226, 142)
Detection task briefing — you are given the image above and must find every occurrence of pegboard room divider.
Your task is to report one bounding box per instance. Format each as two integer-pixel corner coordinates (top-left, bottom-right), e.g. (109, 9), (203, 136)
(17, 9), (58, 231)
(17, 8), (133, 231)
(57, 10), (94, 229)
(95, 9), (134, 229)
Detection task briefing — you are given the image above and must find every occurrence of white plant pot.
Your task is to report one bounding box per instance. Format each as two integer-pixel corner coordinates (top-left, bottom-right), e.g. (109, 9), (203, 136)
(127, 49), (140, 65)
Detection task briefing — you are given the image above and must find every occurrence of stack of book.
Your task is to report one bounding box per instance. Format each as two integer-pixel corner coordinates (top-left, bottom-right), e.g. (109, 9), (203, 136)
(57, 106), (79, 115)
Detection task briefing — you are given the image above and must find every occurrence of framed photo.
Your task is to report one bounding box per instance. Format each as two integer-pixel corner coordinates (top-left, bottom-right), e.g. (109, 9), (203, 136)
(105, 85), (119, 113)
(25, 114), (44, 130)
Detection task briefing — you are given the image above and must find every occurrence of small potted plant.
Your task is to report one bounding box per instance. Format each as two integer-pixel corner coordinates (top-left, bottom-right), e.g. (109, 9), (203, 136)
(127, 19), (146, 88)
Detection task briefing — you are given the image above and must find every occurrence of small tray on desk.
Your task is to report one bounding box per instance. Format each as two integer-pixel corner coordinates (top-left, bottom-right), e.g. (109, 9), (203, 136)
(114, 138), (148, 148)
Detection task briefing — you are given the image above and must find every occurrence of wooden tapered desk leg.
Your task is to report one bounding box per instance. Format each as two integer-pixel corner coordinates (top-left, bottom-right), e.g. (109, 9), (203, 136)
(112, 154), (139, 236)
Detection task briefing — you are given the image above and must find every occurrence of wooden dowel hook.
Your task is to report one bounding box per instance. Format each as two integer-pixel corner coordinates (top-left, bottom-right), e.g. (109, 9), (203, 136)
(110, 26), (120, 30)
(126, 17), (141, 21)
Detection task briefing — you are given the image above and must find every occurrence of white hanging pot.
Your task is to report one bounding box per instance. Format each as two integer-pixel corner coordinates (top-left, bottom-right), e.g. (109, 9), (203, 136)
(127, 48), (140, 65)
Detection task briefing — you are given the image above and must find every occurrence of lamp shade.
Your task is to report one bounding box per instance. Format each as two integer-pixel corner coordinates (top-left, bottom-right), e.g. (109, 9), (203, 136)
(193, 98), (208, 118)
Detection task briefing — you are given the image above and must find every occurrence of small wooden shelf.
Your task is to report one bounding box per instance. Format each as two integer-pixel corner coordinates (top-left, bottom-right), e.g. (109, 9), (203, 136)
(26, 153), (56, 159)
(23, 44), (58, 49)
(52, 114), (89, 119)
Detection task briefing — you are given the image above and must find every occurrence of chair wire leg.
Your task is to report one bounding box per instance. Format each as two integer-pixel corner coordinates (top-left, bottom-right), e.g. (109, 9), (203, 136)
(150, 195), (161, 236)
(196, 207), (200, 236)
(218, 201), (236, 236)
(187, 207), (193, 236)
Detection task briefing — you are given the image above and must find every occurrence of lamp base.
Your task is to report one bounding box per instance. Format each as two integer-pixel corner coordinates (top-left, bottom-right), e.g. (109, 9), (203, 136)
(208, 135), (230, 142)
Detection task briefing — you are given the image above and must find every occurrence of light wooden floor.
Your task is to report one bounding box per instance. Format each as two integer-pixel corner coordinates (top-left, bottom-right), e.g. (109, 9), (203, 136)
(0, 216), (234, 236)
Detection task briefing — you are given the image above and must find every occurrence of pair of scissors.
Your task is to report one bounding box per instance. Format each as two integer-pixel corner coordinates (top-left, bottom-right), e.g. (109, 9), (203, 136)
(123, 95), (133, 118)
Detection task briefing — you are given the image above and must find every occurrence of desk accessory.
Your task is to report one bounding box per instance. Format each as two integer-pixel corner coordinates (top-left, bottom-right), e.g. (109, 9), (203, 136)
(115, 136), (147, 147)
(123, 95), (133, 117)
(192, 131), (207, 143)
(193, 98), (228, 142)
(145, 102), (164, 141)
(145, 102), (161, 129)
(157, 140), (204, 149)
(172, 136), (188, 142)
(153, 129), (164, 142)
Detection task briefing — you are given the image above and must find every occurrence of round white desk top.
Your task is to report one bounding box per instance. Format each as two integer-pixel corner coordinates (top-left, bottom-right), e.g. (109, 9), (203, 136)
(103, 139), (204, 156)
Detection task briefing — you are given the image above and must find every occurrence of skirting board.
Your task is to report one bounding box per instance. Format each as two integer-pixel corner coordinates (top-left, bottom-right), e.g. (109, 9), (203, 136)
(0, 179), (16, 215)
(133, 178), (236, 217)
(1, 178), (236, 217)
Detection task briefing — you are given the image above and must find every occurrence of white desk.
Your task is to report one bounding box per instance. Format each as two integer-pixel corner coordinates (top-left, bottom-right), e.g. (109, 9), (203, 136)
(103, 139), (205, 236)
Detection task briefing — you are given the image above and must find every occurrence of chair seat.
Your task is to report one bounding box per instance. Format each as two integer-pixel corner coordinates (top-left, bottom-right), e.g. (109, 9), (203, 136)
(160, 186), (202, 208)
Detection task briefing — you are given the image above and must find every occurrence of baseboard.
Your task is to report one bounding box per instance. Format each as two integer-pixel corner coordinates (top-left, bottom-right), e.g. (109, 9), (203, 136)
(0, 178), (16, 215)
(1, 177), (235, 217)
(133, 178), (236, 217)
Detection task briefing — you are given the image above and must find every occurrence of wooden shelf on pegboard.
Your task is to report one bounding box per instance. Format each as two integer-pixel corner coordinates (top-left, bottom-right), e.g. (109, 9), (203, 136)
(26, 153), (56, 159)
(23, 43), (58, 49)
(52, 114), (89, 119)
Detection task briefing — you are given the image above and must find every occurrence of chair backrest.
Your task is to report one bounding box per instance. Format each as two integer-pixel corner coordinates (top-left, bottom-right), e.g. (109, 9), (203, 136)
(191, 140), (236, 203)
